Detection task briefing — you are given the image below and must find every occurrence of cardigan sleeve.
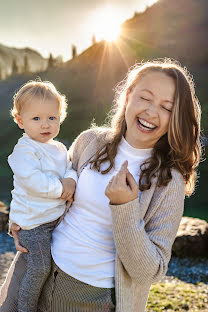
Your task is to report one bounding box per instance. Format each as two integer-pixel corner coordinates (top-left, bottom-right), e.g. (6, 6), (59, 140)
(110, 170), (185, 286)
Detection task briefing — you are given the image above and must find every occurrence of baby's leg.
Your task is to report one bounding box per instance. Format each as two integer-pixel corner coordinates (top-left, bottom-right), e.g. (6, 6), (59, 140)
(18, 220), (57, 312)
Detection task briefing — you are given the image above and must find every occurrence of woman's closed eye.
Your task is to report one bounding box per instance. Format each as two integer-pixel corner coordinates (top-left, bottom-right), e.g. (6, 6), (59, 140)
(162, 106), (172, 112)
(140, 97), (150, 101)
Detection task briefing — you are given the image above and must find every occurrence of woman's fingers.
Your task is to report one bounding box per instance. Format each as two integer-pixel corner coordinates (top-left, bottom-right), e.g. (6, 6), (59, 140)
(11, 223), (21, 233)
(126, 170), (139, 192)
(105, 176), (114, 196)
(119, 160), (128, 176)
(108, 161), (129, 189)
(11, 225), (28, 253)
(14, 239), (28, 253)
(114, 161), (128, 185)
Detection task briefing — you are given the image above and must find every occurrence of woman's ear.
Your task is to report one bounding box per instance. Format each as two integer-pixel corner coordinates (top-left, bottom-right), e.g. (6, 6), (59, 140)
(15, 114), (24, 129)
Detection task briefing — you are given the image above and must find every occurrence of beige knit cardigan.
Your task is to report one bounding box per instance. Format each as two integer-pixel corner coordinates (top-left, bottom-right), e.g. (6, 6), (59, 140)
(0, 128), (185, 312)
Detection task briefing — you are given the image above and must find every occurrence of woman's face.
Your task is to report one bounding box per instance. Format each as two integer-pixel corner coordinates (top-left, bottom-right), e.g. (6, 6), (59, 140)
(124, 70), (175, 149)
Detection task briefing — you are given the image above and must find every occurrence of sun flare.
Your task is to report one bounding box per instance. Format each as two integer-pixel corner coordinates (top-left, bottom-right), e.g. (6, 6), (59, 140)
(89, 6), (123, 42)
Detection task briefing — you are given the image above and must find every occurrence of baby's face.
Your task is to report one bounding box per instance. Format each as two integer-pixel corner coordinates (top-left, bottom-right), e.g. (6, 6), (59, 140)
(16, 97), (61, 143)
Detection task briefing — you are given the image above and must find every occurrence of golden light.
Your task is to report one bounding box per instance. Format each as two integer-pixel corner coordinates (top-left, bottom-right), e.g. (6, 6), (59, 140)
(89, 6), (123, 42)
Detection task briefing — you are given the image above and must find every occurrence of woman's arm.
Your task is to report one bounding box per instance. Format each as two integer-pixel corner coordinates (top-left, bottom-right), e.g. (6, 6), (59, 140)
(106, 163), (185, 286)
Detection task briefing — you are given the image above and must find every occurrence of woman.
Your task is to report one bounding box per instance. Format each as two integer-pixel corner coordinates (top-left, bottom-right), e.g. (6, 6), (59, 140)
(0, 59), (201, 312)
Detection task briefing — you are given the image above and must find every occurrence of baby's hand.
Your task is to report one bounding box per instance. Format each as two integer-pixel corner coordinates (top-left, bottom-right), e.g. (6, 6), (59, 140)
(60, 178), (76, 202)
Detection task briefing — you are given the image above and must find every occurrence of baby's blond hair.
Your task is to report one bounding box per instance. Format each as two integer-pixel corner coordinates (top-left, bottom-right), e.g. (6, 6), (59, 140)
(11, 80), (68, 123)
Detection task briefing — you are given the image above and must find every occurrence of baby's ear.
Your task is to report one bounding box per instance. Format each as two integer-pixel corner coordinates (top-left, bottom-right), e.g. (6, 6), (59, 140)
(15, 114), (24, 129)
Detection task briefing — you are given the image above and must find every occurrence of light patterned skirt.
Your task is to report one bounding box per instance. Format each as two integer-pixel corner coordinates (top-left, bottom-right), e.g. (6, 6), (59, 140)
(38, 260), (116, 312)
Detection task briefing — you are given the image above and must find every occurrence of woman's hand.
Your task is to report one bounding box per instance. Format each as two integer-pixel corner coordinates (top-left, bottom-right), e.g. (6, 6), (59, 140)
(11, 223), (28, 253)
(105, 160), (139, 205)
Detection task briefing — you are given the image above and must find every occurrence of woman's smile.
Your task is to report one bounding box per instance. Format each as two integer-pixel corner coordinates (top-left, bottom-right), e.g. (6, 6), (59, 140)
(137, 117), (157, 132)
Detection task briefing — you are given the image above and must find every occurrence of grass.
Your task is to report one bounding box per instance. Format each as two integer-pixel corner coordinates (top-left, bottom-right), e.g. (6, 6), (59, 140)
(147, 281), (208, 311)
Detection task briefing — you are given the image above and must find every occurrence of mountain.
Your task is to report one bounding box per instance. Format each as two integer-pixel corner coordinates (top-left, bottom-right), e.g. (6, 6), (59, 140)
(0, 43), (48, 78)
(120, 0), (208, 65)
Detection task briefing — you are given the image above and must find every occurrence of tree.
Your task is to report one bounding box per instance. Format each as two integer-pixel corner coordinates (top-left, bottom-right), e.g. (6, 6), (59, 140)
(54, 55), (63, 67)
(92, 34), (96, 45)
(12, 58), (18, 75)
(23, 55), (30, 73)
(47, 53), (55, 69)
(72, 44), (77, 58)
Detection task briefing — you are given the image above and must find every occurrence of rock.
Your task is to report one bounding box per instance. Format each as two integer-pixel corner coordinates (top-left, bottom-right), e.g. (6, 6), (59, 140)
(172, 217), (208, 257)
(0, 201), (9, 232)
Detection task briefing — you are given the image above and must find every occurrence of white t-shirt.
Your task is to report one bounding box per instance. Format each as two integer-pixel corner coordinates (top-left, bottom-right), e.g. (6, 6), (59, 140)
(8, 133), (77, 230)
(52, 137), (152, 288)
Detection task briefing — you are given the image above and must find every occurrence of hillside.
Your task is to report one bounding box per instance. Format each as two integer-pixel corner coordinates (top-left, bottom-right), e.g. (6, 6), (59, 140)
(0, 43), (48, 78)
(120, 0), (208, 65)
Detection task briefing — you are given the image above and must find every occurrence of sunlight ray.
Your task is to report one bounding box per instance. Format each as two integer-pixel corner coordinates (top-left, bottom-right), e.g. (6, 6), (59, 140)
(93, 41), (109, 96)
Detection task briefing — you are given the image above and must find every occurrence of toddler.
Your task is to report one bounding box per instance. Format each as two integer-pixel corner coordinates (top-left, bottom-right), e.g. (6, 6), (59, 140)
(8, 80), (77, 312)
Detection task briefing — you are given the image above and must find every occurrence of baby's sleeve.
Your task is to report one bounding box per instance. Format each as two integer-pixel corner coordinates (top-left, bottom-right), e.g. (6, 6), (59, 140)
(8, 143), (63, 198)
(63, 151), (78, 183)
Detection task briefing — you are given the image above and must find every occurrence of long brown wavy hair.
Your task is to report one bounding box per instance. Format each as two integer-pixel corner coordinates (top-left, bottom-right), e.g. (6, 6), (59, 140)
(90, 59), (202, 196)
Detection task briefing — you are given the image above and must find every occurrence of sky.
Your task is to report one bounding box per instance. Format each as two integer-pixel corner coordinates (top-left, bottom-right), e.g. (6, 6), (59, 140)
(0, 0), (157, 61)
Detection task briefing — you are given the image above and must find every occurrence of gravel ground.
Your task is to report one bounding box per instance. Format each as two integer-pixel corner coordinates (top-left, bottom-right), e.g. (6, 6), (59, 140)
(1, 231), (208, 286)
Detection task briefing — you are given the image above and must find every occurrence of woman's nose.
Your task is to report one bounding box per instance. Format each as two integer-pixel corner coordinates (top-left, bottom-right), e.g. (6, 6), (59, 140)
(146, 103), (158, 117)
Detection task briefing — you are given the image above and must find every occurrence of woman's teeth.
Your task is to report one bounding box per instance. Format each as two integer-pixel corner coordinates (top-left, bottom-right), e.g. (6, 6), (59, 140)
(138, 118), (157, 130)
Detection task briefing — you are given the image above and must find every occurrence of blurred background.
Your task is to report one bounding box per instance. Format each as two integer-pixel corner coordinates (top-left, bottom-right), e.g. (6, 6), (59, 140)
(0, 0), (207, 219)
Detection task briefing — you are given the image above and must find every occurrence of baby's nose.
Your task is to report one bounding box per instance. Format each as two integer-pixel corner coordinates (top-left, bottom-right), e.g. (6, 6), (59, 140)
(41, 120), (50, 128)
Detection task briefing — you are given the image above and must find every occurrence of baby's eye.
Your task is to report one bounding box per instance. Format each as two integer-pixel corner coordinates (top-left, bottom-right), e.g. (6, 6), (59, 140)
(49, 116), (56, 120)
(33, 117), (39, 120)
